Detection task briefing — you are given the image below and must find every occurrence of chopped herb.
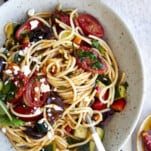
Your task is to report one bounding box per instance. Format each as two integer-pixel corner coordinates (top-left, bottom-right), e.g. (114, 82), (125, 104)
(91, 62), (103, 69)
(52, 14), (59, 19)
(13, 52), (24, 64)
(40, 142), (56, 151)
(77, 50), (97, 62)
(0, 114), (25, 127)
(0, 79), (3, 91)
(92, 39), (105, 54)
(97, 75), (111, 85)
(0, 101), (12, 121)
(123, 81), (129, 89)
(77, 142), (89, 151)
(2, 49), (9, 57)
(1, 80), (18, 102)
(36, 75), (41, 81)
(66, 137), (80, 144)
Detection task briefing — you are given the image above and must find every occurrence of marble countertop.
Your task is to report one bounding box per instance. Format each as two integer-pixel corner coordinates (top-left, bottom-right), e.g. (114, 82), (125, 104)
(101, 0), (151, 150)
(0, 0), (150, 150)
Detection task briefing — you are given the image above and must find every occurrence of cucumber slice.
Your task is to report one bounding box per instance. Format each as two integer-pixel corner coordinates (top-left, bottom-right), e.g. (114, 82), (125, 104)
(74, 127), (88, 139)
(118, 85), (126, 98)
(89, 141), (96, 151)
(96, 127), (105, 140)
(41, 142), (56, 151)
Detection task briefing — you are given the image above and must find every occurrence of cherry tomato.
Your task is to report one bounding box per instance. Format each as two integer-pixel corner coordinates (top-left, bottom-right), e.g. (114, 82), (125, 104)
(65, 125), (72, 133)
(110, 98), (126, 112)
(24, 75), (50, 107)
(13, 104), (42, 121)
(91, 99), (107, 110)
(75, 46), (108, 74)
(77, 13), (104, 37)
(15, 19), (43, 41)
(51, 10), (70, 26)
(9, 72), (28, 103)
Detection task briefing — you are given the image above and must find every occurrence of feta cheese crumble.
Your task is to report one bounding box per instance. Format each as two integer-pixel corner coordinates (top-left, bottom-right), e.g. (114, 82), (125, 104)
(40, 83), (50, 93)
(27, 9), (35, 17)
(21, 65), (31, 76)
(30, 20), (39, 30)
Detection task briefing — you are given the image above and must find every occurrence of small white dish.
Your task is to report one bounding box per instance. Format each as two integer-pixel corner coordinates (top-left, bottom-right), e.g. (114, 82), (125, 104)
(137, 115), (151, 151)
(0, 0), (144, 151)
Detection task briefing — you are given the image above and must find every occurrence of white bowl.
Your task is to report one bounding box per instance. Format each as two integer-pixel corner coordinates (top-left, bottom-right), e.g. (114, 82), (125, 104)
(0, 0), (144, 151)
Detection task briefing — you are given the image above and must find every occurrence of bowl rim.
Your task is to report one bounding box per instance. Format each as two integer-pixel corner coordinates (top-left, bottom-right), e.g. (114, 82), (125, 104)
(0, 0), (145, 150)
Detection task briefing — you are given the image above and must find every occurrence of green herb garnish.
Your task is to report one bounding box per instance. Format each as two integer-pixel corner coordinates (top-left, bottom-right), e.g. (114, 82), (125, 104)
(92, 39), (105, 54)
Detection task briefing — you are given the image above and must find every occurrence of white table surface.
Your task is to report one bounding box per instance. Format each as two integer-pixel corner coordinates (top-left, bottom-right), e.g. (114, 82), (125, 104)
(100, 0), (151, 151)
(0, 0), (150, 151)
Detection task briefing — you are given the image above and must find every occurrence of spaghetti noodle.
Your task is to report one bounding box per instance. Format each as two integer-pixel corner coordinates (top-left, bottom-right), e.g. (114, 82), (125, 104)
(0, 4), (128, 151)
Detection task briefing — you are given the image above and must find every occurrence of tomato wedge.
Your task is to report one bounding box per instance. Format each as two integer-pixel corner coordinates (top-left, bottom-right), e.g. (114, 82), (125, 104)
(51, 10), (70, 26)
(24, 75), (50, 107)
(13, 104), (42, 121)
(9, 72), (28, 103)
(77, 13), (104, 37)
(75, 46), (108, 74)
(91, 99), (107, 110)
(110, 98), (126, 112)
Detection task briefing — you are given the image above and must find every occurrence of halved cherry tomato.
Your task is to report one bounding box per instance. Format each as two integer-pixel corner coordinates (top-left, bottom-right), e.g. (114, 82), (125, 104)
(110, 98), (126, 112)
(91, 99), (107, 110)
(65, 125), (72, 133)
(13, 103), (42, 121)
(77, 13), (104, 37)
(9, 72), (28, 103)
(23, 75), (50, 107)
(15, 19), (43, 41)
(75, 46), (108, 74)
(142, 130), (151, 151)
(51, 10), (70, 26)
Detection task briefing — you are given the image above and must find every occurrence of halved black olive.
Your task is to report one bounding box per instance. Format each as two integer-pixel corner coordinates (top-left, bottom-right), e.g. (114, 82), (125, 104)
(0, 57), (6, 77)
(24, 126), (47, 139)
(30, 26), (53, 42)
(46, 91), (64, 124)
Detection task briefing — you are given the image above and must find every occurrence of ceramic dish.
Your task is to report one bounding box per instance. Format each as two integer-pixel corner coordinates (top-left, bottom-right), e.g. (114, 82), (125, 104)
(0, 0), (144, 151)
(137, 114), (151, 151)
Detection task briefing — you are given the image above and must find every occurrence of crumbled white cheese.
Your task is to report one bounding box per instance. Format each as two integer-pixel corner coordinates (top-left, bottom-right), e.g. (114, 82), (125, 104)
(40, 78), (46, 83)
(30, 20), (39, 30)
(34, 87), (39, 92)
(47, 108), (51, 113)
(53, 87), (57, 92)
(5, 69), (12, 75)
(0, 47), (6, 53)
(37, 118), (45, 124)
(51, 97), (56, 100)
(47, 131), (52, 140)
(34, 108), (41, 115)
(40, 83), (50, 93)
(13, 66), (20, 75)
(48, 113), (52, 117)
(34, 97), (38, 101)
(21, 65), (31, 76)
(49, 104), (63, 111)
(84, 96), (90, 102)
(27, 9), (35, 17)
(1, 128), (6, 133)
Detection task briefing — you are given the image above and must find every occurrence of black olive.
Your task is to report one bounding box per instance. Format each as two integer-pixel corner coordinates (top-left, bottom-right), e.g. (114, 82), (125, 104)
(30, 26), (53, 42)
(46, 91), (64, 124)
(46, 91), (64, 107)
(0, 57), (6, 77)
(24, 126), (47, 139)
(98, 109), (115, 128)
